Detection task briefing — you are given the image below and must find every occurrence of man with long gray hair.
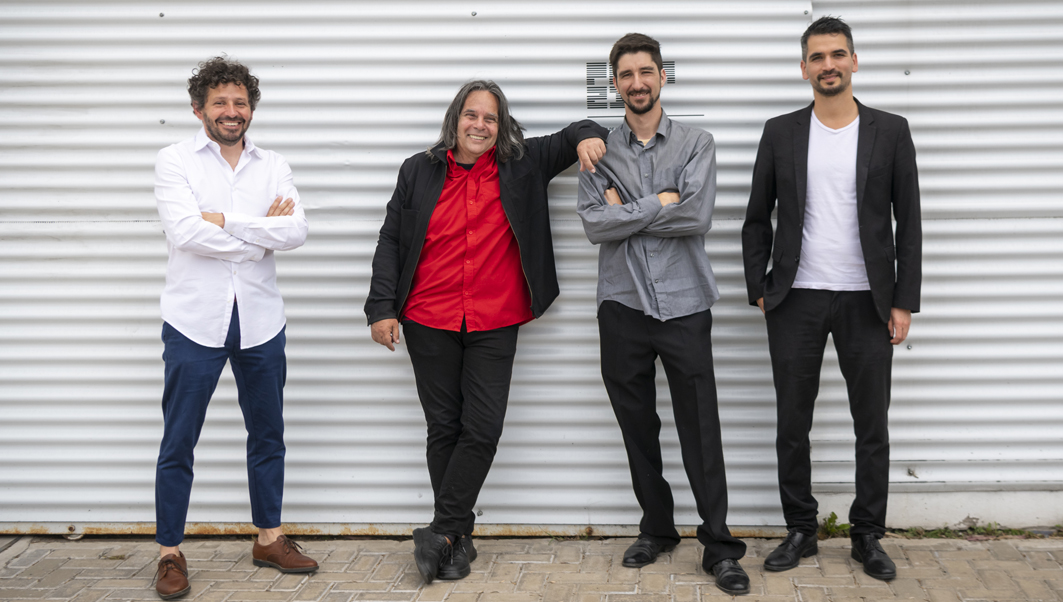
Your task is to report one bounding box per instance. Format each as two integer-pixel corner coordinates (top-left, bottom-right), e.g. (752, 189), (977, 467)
(366, 80), (608, 583)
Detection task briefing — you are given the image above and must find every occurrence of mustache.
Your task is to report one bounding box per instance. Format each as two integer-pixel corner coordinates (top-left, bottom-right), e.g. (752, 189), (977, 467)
(818, 70), (840, 80)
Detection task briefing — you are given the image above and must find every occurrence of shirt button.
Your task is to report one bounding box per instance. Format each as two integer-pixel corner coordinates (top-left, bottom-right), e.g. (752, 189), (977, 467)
(466, 260), (472, 264)
(643, 173), (649, 177)
(654, 279), (659, 283)
(650, 253), (655, 257)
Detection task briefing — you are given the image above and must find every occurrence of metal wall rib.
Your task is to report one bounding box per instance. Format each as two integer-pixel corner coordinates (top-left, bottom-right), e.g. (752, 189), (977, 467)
(1, 0), (1061, 533)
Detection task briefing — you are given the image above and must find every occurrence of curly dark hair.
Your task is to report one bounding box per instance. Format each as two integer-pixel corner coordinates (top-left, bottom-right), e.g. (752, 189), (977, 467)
(187, 56), (261, 111)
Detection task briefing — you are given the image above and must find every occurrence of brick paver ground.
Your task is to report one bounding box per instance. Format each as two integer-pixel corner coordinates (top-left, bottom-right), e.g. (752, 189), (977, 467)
(1, 535), (1061, 601)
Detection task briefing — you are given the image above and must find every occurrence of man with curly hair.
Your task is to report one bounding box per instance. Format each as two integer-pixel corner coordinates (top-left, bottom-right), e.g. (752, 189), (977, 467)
(152, 56), (315, 600)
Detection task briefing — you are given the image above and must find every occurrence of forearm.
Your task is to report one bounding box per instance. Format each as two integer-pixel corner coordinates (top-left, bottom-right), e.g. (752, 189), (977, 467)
(638, 135), (715, 237)
(224, 210), (309, 251)
(164, 215), (266, 262)
(577, 190), (662, 244)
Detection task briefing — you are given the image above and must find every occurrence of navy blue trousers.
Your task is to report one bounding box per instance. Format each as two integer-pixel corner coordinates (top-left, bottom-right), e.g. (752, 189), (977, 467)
(155, 302), (287, 546)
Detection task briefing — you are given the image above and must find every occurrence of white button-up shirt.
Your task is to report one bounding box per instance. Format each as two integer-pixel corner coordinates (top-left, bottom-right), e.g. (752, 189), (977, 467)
(155, 128), (308, 349)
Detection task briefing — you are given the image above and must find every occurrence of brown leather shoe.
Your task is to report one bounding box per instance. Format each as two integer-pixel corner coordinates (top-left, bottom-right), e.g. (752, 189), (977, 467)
(153, 552), (190, 600)
(252, 534), (318, 573)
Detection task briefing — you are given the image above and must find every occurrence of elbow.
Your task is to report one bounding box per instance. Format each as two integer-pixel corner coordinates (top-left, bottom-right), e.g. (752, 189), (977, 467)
(168, 225), (201, 253)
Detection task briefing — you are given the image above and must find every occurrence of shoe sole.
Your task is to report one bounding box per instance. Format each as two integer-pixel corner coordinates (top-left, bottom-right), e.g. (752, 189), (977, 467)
(850, 548), (896, 581)
(763, 543), (819, 572)
(251, 559), (319, 573)
(437, 564), (472, 580)
(621, 545), (676, 568)
(413, 528), (438, 584)
(157, 584), (191, 600)
(715, 581), (751, 595)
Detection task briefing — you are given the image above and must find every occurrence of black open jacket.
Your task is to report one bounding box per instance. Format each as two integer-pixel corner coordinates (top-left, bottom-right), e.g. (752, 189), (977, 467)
(365, 120), (609, 325)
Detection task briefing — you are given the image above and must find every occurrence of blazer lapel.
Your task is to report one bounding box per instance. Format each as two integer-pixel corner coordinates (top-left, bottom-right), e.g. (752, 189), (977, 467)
(793, 103), (812, 220)
(855, 99), (876, 213)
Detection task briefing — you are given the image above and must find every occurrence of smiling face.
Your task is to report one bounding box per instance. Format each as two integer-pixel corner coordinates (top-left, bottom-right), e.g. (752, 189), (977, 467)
(801, 33), (858, 98)
(614, 51), (666, 116)
(193, 82), (253, 146)
(453, 90), (499, 164)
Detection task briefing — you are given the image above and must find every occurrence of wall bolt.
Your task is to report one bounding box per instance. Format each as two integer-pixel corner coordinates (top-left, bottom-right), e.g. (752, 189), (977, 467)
(905, 70), (911, 75)
(159, 119), (165, 124)
(907, 344), (912, 350)
(804, 10), (808, 15)
(159, 12), (164, 17)
(471, 11), (477, 16)
(476, 510), (483, 516)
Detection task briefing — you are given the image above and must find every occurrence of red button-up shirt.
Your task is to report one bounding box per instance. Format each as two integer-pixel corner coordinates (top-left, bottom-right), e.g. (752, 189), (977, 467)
(402, 148), (534, 332)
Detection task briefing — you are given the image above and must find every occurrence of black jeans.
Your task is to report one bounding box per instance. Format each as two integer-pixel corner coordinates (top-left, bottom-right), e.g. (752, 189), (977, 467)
(403, 320), (520, 538)
(766, 289), (893, 537)
(597, 301), (747, 568)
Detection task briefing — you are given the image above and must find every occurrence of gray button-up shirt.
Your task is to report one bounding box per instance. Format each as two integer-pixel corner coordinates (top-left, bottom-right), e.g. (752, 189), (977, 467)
(577, 113), (718, 321)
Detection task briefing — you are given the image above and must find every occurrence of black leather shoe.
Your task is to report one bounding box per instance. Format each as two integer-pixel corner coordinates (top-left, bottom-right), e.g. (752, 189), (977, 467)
(764, 530), (819, 572)
(709, 558), (750, 595)
(622, 537), (675, 568)
(850, 534), (896, 581)
(438, 534), (475, 580)
(413, 527), (453, 584)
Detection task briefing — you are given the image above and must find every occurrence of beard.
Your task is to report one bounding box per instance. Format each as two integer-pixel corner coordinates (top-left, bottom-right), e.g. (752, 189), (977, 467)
(622, 89), (660, 115)
(812, 71), (849, 97)
(204, 117), (248, 146)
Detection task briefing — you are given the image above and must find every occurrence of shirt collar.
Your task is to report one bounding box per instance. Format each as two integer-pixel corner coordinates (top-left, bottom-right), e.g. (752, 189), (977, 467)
(193, 126), (263, 158)
(445, 146), (497, 176)
(620, 111), (672, 146)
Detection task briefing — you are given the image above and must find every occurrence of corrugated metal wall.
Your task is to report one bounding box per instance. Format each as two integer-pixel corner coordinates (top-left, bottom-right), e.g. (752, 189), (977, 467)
(1, 0), (1061, 535)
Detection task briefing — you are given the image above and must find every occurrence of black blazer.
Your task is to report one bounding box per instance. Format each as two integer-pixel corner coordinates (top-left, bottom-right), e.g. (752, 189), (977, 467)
(365, 120), (609, 325)
(742, 100), (922, 323)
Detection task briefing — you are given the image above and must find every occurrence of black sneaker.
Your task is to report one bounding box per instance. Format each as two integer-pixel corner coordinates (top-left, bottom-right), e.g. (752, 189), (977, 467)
(438, 534), (475, 580)
(412, 527), (452, 584)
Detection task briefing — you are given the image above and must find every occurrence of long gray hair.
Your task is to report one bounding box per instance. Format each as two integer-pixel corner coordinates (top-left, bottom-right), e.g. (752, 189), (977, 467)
(430, 80), (526, 162)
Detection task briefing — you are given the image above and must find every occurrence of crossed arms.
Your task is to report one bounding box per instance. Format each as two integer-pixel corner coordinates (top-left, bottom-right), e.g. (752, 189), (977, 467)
(154, 149), (308, 262)
(576, 134), (716, 244)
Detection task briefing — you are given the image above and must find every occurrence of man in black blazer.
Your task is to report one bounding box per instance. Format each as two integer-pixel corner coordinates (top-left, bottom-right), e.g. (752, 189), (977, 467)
(742, 17), (921, 582)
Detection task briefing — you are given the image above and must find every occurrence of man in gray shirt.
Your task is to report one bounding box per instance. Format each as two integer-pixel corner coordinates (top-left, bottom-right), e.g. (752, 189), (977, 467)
(577, 33), (749, 595)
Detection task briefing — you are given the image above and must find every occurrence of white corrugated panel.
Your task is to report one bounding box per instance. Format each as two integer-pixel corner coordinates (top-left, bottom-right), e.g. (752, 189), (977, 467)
(1, 0), (1061, 536)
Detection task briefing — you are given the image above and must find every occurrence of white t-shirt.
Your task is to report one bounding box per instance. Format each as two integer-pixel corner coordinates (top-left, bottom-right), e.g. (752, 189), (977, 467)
(792, 112), (870, 291)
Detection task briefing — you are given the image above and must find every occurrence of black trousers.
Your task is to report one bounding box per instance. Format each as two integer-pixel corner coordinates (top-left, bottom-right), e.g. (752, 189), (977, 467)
(765, 289), (893, 537)
(598, 301), (746, 567)
(403, 320), (520, 538)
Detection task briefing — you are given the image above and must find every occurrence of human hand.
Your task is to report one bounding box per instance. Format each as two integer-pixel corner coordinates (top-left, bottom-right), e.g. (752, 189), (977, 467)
(371, 319), (401, 351)
(266, 196), (295, 217)
(201, 212), (225, 227)
(577, 138), (607, 173)
(757, 297), (765, 314)
(888, 308), (911, 345)
(604, 187), (623, 206)
(657, 191), (680, 206)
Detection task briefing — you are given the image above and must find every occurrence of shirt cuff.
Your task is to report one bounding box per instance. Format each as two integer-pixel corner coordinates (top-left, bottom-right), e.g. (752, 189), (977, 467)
(223, 212), (259, 245)
(631, 194), (665, 219)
